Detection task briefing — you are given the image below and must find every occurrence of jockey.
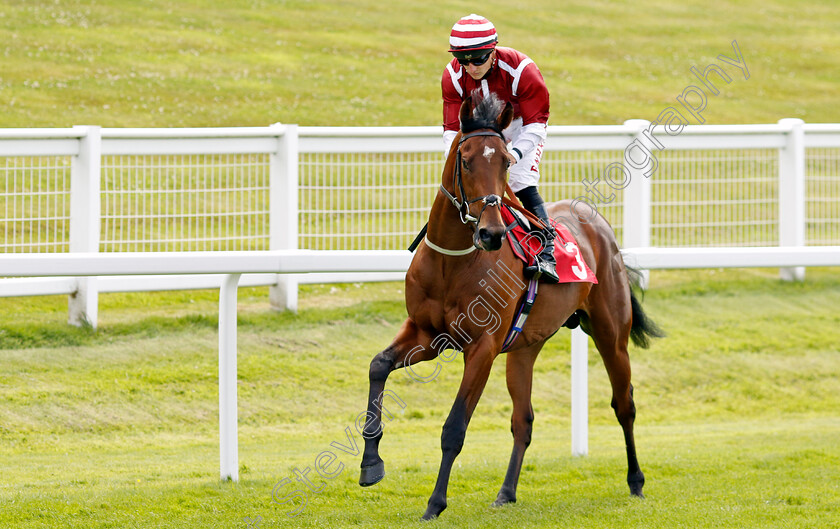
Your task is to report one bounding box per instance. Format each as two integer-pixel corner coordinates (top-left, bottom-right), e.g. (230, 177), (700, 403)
(442, 13), (559, 283)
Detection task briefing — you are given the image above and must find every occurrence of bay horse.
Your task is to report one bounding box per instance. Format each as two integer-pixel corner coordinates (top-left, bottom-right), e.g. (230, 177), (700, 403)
(359, 92), (663, 520)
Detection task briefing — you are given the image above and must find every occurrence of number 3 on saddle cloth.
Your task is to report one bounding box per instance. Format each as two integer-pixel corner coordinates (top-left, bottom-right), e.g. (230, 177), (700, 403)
(499, 204), (597, 352)
(501, 205), (597, 285)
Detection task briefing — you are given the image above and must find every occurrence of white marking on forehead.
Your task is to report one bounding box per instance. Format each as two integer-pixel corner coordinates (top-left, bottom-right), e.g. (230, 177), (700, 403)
(483, 145), (496, 163)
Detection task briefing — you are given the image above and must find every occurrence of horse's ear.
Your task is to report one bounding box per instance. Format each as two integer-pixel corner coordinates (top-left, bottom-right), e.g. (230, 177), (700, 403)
(459, 97), (473, 129)
(497, 102), (514, 131)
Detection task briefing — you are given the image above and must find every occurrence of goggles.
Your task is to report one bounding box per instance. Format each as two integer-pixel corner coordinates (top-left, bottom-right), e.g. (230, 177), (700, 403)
(457, 51), (493, 66)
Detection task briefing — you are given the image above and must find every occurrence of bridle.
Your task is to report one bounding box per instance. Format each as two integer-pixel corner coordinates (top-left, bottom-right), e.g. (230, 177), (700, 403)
(438, 130), (506, 226)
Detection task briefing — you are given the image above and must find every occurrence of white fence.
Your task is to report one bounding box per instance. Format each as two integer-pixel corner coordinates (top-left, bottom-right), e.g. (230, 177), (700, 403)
(2, 246), (839, 480)
(3, 122), (840, 475)
(2, 120), (840, 325)
(0, 250), (413, 482)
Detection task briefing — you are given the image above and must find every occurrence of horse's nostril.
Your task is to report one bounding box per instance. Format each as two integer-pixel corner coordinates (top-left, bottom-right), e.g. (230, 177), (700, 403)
(490, 232), (503, 248)
(477, 228), (504, 250)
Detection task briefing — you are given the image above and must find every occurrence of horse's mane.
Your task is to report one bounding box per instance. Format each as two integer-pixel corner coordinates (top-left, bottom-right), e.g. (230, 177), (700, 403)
(461, 91), (505, 135)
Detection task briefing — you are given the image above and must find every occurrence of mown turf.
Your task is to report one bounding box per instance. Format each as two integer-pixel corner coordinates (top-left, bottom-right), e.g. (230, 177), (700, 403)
(1, 269), (839, 528)
(2, 1), (840, 527)
(1, 0), (839, 128)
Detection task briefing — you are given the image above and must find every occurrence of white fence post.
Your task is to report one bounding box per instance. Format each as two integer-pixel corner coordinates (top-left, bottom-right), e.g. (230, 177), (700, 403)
(269, 123), (299, 311)
(622, 120), (653, 288)
(570, 326), (589, 456)
(68, 125), (101, 327)
(778, 118), (806, 281)
(219, 273), (241, 482)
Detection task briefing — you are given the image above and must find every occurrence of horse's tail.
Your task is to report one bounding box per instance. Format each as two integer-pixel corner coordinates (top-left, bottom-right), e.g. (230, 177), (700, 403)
(626, 267), (665, 349)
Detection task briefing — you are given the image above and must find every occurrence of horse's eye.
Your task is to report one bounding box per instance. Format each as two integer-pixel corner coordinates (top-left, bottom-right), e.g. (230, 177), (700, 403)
(461, 158), (469, 171)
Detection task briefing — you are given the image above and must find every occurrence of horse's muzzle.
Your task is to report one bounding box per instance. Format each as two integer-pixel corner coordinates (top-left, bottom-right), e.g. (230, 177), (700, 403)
(475, 226), (506, 251)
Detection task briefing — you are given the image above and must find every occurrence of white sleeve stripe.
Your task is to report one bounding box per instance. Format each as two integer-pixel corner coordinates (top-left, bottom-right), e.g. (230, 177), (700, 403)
(498, 60), (516, 77)
(446, 63), (463, 97)
(497, 58), (534, 97)
(481, 79), (489, 98)
(511, 59), (533, 96)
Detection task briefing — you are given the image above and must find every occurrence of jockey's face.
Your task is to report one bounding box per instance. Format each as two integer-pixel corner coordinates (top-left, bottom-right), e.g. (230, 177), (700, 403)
(459, 49), (495, 80)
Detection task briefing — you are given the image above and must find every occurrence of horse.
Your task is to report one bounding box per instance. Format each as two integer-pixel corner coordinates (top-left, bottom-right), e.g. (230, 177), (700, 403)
(358, 92), (663, 520)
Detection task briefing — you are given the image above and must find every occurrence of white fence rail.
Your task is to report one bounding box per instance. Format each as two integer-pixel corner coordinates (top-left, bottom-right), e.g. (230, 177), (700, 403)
(3, 122), (840, 469)
(0, 250), (412, 482)
(2, 246), (839, 478)
(2, 120), (840, 325)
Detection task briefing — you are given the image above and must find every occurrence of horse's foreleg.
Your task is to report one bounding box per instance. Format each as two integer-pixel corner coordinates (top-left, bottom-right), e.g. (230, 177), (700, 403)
(359, 319), (434, 487)
(422, 341), (496, 520)
(494, 344), (542, 506)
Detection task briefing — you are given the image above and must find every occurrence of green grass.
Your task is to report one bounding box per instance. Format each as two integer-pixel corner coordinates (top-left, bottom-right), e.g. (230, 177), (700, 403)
(1, 269), (839, 527)
(4, 0), (840, 254)
(1, 0), (839, 128)
(2, 1), (840, 527)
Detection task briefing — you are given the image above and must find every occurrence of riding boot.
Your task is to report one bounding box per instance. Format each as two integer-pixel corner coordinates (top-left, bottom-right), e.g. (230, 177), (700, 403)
(515, 187), (560, 284)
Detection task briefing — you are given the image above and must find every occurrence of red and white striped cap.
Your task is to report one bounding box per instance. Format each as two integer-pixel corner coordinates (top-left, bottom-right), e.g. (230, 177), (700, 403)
(448, 14), (497, 54)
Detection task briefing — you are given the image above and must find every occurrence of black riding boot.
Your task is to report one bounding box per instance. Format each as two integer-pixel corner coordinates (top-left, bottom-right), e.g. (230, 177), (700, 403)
(515, 186), (560, 284)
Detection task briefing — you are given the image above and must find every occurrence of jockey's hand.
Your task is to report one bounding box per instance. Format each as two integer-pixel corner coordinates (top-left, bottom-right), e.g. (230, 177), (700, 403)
(504, 149), (518, 169)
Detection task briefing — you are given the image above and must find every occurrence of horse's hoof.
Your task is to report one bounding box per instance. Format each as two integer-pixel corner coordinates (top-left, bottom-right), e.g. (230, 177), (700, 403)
(492, 490), (516, 507)
(628, 470), (645, 498)
(492, 497), (516, 507)
(422, 499), (446, 520)
(359, 460), (385, 487)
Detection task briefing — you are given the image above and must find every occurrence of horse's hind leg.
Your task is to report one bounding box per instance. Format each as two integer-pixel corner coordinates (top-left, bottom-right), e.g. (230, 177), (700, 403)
(359, 319), (435, 486)
(494, 342), (543, 506)
(584, 290), (645, 497)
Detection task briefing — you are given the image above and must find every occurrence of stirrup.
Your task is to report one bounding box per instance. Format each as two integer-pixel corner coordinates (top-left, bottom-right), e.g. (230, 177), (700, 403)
(524, 262), (559, 284)
(525, 247), (560, 284)
(536, 260), (560, 284)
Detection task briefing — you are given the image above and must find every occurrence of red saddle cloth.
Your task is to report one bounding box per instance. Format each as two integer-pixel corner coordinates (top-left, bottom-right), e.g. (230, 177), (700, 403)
(501, 205), (598, 284)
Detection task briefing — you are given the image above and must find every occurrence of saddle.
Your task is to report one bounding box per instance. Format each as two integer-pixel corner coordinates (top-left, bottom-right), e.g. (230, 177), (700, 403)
(406, 192), (597, 352)
(406, 192), (597, 285)
(501, 201), (598, 285)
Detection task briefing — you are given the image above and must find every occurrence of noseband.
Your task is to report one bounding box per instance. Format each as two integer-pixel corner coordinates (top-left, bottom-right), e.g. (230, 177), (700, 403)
(439, 130), (505, 226)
